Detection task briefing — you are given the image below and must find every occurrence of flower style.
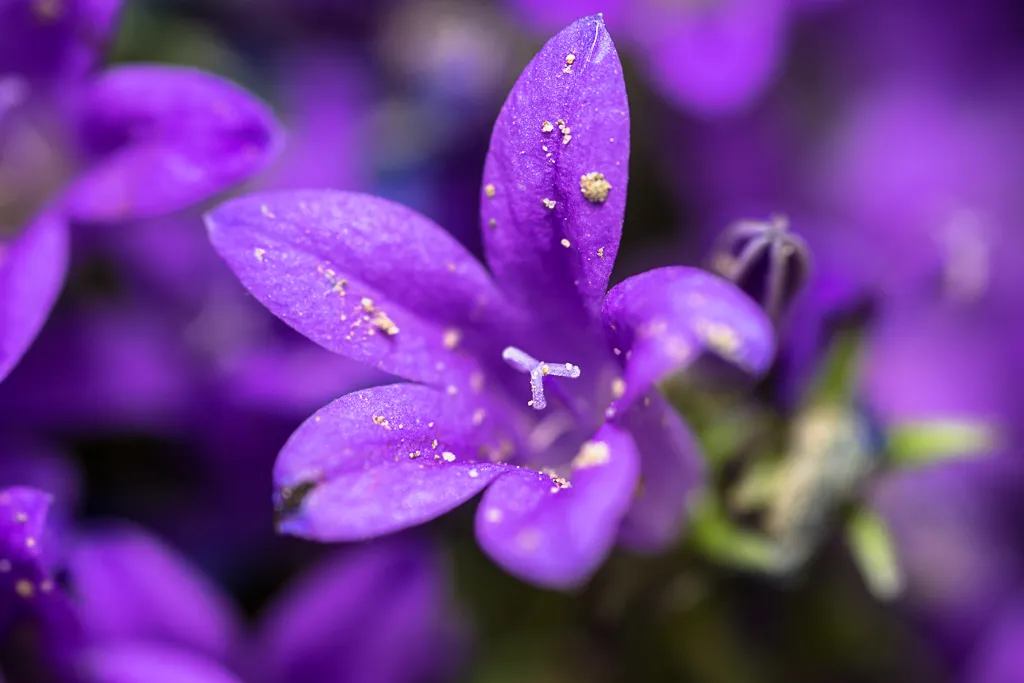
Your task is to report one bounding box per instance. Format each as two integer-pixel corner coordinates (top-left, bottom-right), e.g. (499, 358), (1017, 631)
(207, 15), (774, 588)
(0, 0), (281, 384)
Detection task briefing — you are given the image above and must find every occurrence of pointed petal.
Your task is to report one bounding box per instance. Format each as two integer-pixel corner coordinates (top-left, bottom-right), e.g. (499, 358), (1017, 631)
(65, 65), (281, 223)
(255, 537), (462, 683)
(602, 266), (774, 409)
(0, 212), (68, 383)
(85, 643), (246, 683)
(69, 523), (240, 660)
(616, 393), (704, 551)
(481, 14), (629, 321)
(206, 190), (512, 388)
(274, 384), (519, 541)
(475, 423), (639, 589)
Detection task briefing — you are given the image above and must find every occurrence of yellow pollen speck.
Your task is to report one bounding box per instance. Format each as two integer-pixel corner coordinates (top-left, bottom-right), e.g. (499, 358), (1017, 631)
(40, 580), (53, 593)
(562, 134), (572, 145)
(485, 183), (496, 199)
(542, 468), (572, 492)
(360, 297), (375, 313)
(542, 198), (557, 210)
(486, 508), (503, 523)
(541, 121), (554, 133)
(442, 451), (456, 462)
(473, 409), (486, 425)
(432, 439), (438, 449)
(409, 451), (422, 459)
(540, 364), (551, 376)
(371, 311), (399, 336)
(611, 377), (626, 399)
(597, 247), (605, 258)
(14, 512), (27, 523)
(442, 328), (462, 350)
(447, 385), (458, 396)
(253, 248), (267, 262)
(372, 415), (391, 429)
(470, 372), (485, 392)
(25, 537), (36, 549)
(488, 218), (497, 229)
(560, 238), (571, 248)
(697, 320), (741, 357)
(15, 580), (33, 599)
(580, 172), (612, 203)
(565, 53), (576, 65)
(573, 441), (611, 469)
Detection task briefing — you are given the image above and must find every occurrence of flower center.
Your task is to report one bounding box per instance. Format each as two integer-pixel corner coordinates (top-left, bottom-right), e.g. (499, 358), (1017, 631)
(501, 345), (581, 411)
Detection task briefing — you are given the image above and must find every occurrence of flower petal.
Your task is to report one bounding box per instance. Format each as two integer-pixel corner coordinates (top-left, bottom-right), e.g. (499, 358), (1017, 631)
(0, 212), (68, 383)
(602, 266), (775, 409)
(616, 393), (704, 551)
(254, 537), (463, 683)
(206, 190), (513, 388)
(635, 0), (788, 115)
(475, 423), (639, 589)
(274, 383), (519, 541)
(481, 14), (629, 321)
(85, 643), (246, 683)
(0, 0), (122, 81)
(65, 65), (281, 223)
(68, 523), (240, 660)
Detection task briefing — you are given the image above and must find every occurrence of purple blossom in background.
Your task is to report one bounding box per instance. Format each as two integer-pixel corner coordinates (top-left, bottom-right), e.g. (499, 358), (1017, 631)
(0, 0), (280, 384)
(509, 0), (814, 116)
(207, 15), (775, 589)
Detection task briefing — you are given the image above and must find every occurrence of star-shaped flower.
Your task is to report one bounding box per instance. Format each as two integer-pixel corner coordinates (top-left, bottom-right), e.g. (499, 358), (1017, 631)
(207, 15), (774, 588)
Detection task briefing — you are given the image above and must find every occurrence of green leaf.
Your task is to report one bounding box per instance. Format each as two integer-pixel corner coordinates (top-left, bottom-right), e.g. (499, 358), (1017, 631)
(845, 508), (903, 601)
(688, 497), (783, 574)
(804, 327), (864, 408)
(887, 419), (999, 468)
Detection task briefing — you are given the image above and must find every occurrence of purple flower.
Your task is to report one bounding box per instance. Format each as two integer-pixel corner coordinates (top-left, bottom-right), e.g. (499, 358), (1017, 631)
(207, 16), (774, 588)
(0, 0), (281, 384)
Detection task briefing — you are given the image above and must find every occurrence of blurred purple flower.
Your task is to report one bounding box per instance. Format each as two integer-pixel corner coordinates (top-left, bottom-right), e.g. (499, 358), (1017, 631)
(509, 0), (802, 116)
(0, 0), (281, 384)
(207, 15), (775, 588)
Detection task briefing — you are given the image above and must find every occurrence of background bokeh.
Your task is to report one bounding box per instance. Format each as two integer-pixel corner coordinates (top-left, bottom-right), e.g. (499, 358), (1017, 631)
(4, 0), (1024, 681)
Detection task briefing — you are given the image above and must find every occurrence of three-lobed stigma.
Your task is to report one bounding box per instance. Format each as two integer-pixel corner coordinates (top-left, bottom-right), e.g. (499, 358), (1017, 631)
(501, 346), (581, 410)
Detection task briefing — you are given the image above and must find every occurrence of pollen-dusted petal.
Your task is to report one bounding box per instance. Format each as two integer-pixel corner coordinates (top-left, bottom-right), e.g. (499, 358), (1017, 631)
(254, 538), (462, 683)
(602, 266), (775, 410)
(274, 384), (519, 542)
(635, 0), (788, 115)
(0, 212), (68, 383)
(85, 642), (247, 683)
(481, 14), (629, 323)
(474, 423), (639, 589)
(69, 524), (241, 661)
(616, 393), (704, 552)
(65, 65), (281, 223)
(206, 191), (515, 388)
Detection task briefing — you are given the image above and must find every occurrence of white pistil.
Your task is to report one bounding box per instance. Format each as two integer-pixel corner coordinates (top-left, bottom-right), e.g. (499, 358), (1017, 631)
(501, 346), (581, 411)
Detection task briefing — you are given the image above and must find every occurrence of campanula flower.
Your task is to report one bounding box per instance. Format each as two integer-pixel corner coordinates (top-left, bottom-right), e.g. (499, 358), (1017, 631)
(207, 15), (774, 588)
(0, 0), (280, 384)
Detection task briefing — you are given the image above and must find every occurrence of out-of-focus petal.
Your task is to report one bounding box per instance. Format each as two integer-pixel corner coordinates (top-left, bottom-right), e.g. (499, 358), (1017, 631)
(475, 423), (639, 589)
(0, 0), (122, 81)
(69, 523), (240, 660)
(65, 65), (281, 222)
(0, 212), (68, 383)
(966, 600), (1024, 683)
(635, 0), (788, 115)
(274, 383), (519, 541)
(602, 266), (774, 409)
(481, 14), (629, 322)
(206, 190), (513, 388)
(85, 643), (246, 683)
(616, 393), (704, 552)
(253, 537), (462, 683)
